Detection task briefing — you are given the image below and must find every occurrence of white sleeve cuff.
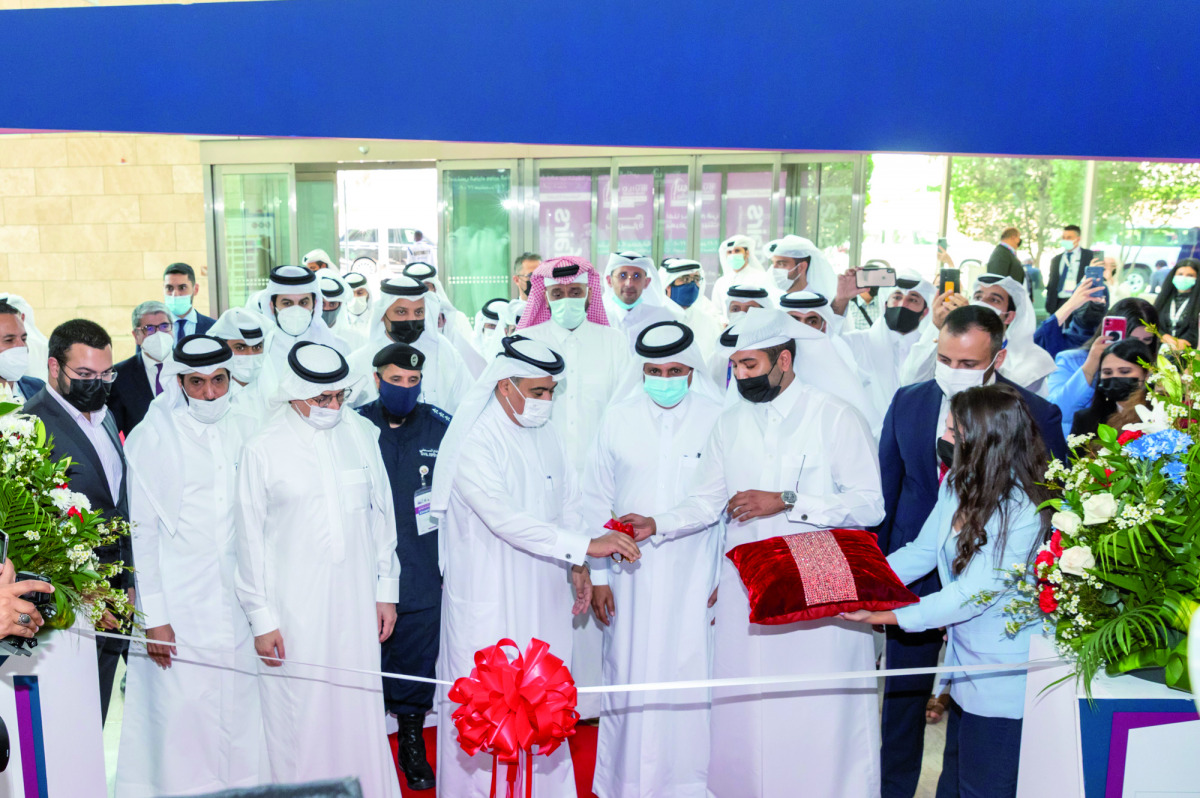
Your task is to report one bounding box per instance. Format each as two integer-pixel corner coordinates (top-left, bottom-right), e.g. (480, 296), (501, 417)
(555, 529), (592, 567)
(246, 606), (279, 638)
(376, 576), (400, 603)
(138, 591), (170, 630)
(588, 556), (610, 585)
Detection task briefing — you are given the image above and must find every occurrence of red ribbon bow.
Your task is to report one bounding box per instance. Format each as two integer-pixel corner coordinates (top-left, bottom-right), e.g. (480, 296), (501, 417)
(604, 518), (635, 537)
(449, 638), (579, 798)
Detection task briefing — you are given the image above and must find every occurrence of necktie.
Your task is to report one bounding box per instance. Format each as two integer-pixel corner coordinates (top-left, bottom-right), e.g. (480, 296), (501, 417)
(154, 362), (163, 395)
(176, 319), (187, 341)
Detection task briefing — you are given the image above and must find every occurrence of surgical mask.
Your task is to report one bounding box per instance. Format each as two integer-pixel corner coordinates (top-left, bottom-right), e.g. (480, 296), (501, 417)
(727, 310), (747, 326)
(1096, 376), (1141, 402)
(186, 391), (231, 424)
(934, 354), (999, 399)
(1060, 239), (1078, 251)
(0, 346), (30, 382)
(386, 319), (424, 344)
(502, 378), (552, 428)
(937, 438), (955, 469)
(643, 374), (689, 408)
(610, 294), (641, 311)
(141, 331), (174, 362)
(276, 306), (313, 337)
(347, 295), (369, 315)
(229, 353), (264, 384)
(301, 404), (342, 430)
(727, 254), (746, 271)
(549, 296), (587, 330)
(884, 306), (922, 335)
(379, 380), (421, 418)
(58, 373), (110, 414)
(163, 294), (193, 317)
(1173, 275), (1196, 293)
(669, 281), (700, 308)
(736, 357), (783, 404)
(321, 307), (341, 327)
(771, 266), (796, 292)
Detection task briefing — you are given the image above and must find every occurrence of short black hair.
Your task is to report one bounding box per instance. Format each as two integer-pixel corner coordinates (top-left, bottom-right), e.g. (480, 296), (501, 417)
(0, 301), (19, 316)
(48, 319), (111, 361)
(514, 252), (541, 267)
(760, 339), (797, 366)
(164, 262), (196, 284)
(1063, 225), (1082, 235)
(942, 305), (1005, 357)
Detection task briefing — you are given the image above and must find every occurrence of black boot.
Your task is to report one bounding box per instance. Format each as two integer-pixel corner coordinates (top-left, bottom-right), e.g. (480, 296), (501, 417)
(396, 713), (435, 791)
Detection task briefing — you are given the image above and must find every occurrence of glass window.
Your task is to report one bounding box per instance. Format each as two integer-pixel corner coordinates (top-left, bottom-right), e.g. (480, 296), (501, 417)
(699, 163), (780, 286)
(782, 160), (855, 273)
(219, 170), (292, 309)
(441, 168), (513, 317)
(862, 154), (945, 279)
(296, 176), (338, 268)
(536, 166), (608, 264)
(613, 164), (689, 263)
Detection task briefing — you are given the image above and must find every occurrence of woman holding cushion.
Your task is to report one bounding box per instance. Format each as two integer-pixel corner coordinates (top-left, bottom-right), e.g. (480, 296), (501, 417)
(844, 383), (1051, 798)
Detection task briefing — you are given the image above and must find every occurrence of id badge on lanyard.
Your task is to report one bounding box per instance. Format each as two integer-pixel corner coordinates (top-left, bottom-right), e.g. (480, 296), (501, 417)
(415, 465), (436, 535)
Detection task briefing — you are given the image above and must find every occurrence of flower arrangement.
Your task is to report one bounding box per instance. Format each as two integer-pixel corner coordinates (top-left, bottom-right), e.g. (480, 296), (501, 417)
(0, 388), (134, 635)
(986, 348), (1199, 693)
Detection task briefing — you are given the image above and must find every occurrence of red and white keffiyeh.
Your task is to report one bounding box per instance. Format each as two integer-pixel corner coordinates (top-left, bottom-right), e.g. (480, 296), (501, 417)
(517, 256), (610, 329)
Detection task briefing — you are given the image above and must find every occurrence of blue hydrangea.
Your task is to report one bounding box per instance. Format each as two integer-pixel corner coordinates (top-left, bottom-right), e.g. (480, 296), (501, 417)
(1161, 460), (1187, 486)
(1124, 430), (1192, 461)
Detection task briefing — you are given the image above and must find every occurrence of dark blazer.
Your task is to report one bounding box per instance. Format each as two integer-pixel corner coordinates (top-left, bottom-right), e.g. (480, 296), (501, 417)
(872, 376), (1068, 598)
(1044, 248), (1095, 314)
(107, 353), (156, 438)
(16, 375), (44, 400)
(986, 243), (1025, 285)
(23, 387), (132, 589)
(194, 312), (216, 337)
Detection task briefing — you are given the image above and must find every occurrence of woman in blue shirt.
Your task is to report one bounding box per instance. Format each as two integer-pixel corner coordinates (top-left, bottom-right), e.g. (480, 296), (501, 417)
(844, 383), (1051, 798)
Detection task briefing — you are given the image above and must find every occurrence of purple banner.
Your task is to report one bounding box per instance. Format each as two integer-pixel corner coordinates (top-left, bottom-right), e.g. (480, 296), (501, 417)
(597, 174), (611, 254)
(725, 171), (773, 254)
(663, 172), (689, 257)
(538, 174), (592, 259)
(615, 172), (654, 252)
(699, 172), (721, 280)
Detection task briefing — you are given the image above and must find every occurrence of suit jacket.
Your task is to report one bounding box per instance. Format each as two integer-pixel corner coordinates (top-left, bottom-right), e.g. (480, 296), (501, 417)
(986, 243), (1025, 285)
(872, 375), (1068, 597)
(16, 375), (44, 400)
(194, 312), (216, 337)
(1044, 248), (1094, 314)
(23, 387), (132, 588)
(107, 353), (157, 438)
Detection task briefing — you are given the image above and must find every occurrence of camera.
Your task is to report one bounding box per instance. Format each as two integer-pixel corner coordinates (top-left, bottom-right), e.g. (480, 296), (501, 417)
(0, 571), (56, 657)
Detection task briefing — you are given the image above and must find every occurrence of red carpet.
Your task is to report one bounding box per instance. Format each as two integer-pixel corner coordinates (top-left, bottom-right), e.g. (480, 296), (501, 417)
(391, 723), (599, 798)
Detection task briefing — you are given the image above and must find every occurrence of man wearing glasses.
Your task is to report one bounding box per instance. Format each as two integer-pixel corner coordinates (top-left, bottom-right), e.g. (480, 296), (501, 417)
(109, 300), (176, 437)
(234, 341), (402, 798)
(24, 318), (131, 724)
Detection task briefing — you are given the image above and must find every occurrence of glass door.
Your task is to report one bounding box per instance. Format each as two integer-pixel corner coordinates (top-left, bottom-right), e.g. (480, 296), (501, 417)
(438, 161), (519, 318)
(533, 159), (610, 266)
(697, 155), (782, 286)
(213, 164), (296, 311)
(781, 155), (858, 274)
(296, 170), (338, 268)
(612, 158), (692, 265)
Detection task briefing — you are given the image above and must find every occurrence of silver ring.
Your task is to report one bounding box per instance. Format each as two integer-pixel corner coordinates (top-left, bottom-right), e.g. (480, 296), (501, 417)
(17, 613), (31, 626)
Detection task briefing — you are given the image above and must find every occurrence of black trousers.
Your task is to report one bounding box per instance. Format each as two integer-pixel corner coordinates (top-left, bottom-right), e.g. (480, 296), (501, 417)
(880, 625), (945, 798)
(382, 605), (440, 715)
(97, 633), (128, 724)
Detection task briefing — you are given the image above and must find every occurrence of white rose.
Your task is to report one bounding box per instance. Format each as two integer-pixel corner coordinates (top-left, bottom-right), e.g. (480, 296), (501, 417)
(1059, 545), (1096, 577)
(1081, 494), (1118, 525)
(1051, 510), (1083, 536)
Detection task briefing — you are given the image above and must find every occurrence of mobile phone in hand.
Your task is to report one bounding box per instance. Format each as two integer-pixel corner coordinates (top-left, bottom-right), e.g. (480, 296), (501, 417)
(938, 268), (960, 295)
(856, 267), (897, 289)
(1084, 265), (1105, 283)
(1101, 316), (1127, 343)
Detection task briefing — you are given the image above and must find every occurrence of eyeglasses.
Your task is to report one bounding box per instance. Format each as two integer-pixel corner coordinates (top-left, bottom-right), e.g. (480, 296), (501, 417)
(138, 322), (173, 336)
(62, 363), (118, 383)
(307, 389), (352, 408)
(613, 271), (646, 281)
(672, 273), (701, 285)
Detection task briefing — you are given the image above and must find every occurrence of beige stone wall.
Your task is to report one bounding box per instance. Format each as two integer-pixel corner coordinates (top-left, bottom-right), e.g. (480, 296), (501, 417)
(0, 132), (208, 360)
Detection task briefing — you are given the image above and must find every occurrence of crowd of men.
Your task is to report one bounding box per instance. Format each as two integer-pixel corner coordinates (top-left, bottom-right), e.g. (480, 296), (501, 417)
(0, 223), (1186, 798)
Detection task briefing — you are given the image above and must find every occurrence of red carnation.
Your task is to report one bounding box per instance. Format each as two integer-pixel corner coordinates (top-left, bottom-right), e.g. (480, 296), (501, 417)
(1038, 585), (1059, 613)
(1117, 430), (1143, 446)
(1034, 550), (1056, 581)
(67, 507), (81, 520)
(1049, 530), (1063, 557)
(56, 482), (69, 489)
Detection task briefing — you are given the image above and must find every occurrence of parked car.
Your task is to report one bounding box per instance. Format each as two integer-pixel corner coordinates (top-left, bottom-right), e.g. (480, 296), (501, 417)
(1092, 226), (1200, 295)
(340, 226), (436, 271)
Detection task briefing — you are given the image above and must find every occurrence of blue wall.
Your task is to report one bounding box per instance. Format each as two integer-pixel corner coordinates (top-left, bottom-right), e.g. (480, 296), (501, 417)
(1, 0), (1197, 158)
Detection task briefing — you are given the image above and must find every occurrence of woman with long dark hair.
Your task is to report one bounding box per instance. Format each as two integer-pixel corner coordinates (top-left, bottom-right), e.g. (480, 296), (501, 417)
(1153, 257), (1200, 346)
(844, 384), (1050, 798)
(1046, 296), (1159, 437)
(1069, 338), (1153, 439)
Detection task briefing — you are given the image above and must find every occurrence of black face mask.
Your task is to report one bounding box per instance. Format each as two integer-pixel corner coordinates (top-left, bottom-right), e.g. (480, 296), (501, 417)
(937, 438), (955, 469)
(1097, 376), (1141, 402)
(58, 373), (110, 414)
(884, 306), (922, 334)
(321, 307), (340, 327)
(736, 357), (783, 404)
(386, 319), (424, 344)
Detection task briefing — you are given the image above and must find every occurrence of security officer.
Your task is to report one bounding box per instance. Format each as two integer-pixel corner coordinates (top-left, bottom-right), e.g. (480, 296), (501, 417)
(356, 342), (449, 793)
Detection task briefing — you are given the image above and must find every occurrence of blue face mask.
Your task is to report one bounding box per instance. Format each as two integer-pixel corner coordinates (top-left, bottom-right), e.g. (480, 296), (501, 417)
(643, 374), (690, 408)
(669, 281), (700, 308)
(611, 293), (642, 311)
(378, 379), (420, 418)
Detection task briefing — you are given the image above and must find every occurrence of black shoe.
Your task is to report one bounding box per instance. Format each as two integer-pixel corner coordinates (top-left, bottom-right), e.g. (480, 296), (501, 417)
(396, 713), (435, 791)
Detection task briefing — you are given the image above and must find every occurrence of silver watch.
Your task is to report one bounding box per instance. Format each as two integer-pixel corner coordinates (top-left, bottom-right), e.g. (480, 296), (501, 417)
(781, 490), (797, 510)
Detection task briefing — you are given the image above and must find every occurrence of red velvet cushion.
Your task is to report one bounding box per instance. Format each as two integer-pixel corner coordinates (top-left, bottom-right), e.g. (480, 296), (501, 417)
(725, 529), (919, 624)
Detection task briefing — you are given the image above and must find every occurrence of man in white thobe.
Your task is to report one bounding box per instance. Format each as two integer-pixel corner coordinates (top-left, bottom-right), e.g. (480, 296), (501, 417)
(351, 275), (474, 413)
(624, 309), (885, 798)
(516, 256), (635, 717)
(430, 335), (641, 798)
(404, 261), (488, 377)
(601, 251), (681, 347)
(117, 335), (263, 797)
(660, 258), (724, 360)
(764, 234), (838, 298)
(339, 270), (374, 350)
(709, 284), (773, 388)
(234, 341), (402, 798)
(711, 234), (771, 323)
(582, 321), (724, 798)
(209, 306), (270, 421)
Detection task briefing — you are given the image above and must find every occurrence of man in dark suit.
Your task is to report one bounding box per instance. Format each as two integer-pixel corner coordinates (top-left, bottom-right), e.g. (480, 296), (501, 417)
(23, 318), (131, 723)
(108, 300), (175, 437)
(874, 305), (1068, 798)
(0, 299), (45, 401)
(986, 227), (1025, 285)
(163, 262), (216, 341)
(1045, 224), (1096, 315)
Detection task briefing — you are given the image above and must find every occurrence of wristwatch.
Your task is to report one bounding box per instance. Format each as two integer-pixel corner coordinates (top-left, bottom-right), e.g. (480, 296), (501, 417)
(781, 490), (797, 511)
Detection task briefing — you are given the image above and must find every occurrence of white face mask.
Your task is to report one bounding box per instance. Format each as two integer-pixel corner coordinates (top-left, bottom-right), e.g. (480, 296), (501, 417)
(727, 310), (747, 325)
(276, 306), (313, 337)
(348, 295), (370, 315)
(934, 354), (999, 399)
(0, 345), (30, 382)
(300, 403), (342, 429)
(186, 391), (232, 424)
(141, 331), (174, 363)
(229, 353), (264, 384)
(771, 267), (796, 292)
(503, 378), (552, 428)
